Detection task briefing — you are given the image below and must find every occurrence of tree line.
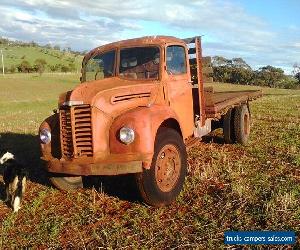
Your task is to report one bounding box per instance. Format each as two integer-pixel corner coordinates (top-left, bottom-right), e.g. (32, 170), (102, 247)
(5, 59), (76, 75)
(211, 56), (300, 89)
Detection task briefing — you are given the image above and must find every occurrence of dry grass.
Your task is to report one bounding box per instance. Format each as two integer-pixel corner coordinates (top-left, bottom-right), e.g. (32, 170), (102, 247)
(0, 75), (299, 249)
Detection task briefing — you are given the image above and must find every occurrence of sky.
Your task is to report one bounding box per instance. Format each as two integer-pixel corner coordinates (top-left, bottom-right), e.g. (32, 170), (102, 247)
(0, 0), (299, 73)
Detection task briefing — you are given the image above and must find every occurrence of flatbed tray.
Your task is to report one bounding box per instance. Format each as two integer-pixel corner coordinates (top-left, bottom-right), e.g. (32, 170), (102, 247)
(204, 89), (263, 118)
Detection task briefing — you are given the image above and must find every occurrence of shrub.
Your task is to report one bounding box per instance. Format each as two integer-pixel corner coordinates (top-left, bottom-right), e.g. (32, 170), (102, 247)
(48, 65), (57, 72)
(17, 60), (31, 73)
(278, 77), (299, 89)
(34, 58), (47, 75)
(61, 65), (69, 73)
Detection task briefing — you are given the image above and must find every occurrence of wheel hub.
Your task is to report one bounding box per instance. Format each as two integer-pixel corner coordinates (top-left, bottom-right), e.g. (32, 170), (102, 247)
(155, 144), (181, 192)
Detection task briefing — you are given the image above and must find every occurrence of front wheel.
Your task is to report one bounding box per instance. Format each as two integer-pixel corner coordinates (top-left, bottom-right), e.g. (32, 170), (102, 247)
(135, 128), (187, 207)
(49, 174), (83, 191)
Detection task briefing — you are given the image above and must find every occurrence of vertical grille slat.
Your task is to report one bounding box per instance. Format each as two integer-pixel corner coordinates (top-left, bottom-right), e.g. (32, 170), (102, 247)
(59, 104), (93, 159)
(60, 109), (73, 158)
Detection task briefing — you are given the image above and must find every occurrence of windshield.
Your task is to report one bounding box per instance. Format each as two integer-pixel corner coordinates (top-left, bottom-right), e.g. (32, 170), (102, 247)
(119, 46), (160, 80)
(84, 50), (115, 82)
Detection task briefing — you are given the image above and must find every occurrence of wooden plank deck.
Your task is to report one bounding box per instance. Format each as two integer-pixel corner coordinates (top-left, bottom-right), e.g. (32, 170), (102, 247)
(204, 90), (263, 118)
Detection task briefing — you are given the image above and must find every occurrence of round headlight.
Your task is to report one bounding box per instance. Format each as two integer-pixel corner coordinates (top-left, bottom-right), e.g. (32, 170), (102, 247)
(40, 128), (51, 144)
(119, 127), (135, 145)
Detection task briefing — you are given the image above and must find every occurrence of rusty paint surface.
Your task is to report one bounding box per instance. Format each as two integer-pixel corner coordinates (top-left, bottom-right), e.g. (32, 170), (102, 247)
(165, 60), (194, 138)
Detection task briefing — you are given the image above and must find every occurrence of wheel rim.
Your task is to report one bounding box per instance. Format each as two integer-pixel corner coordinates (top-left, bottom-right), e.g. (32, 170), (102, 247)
(63, 176), (82, 184)
(155, 144), (181, 192)
(244, 113), (250, 136)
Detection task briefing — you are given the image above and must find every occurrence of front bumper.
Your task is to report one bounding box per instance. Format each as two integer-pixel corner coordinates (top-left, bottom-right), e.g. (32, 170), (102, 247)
(46, 157), (143, 176)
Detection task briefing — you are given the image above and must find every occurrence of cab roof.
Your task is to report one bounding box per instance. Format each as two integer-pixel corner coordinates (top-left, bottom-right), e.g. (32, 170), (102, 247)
(83, 36), (186, 64)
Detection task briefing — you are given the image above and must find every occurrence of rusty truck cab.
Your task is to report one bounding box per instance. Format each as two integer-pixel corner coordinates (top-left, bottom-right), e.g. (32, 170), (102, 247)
(39, 36), (202, 177)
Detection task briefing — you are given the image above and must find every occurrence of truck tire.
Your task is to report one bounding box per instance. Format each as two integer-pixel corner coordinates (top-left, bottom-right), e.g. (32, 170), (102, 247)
(223, 108), (236, 144)
(234, 104), (251, 145)
(49, 174), (83, 191)
(135, 127), (187, 207)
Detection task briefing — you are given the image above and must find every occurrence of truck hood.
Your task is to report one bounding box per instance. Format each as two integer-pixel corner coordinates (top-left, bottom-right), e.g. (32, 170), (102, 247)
(59, 77), (159, 117)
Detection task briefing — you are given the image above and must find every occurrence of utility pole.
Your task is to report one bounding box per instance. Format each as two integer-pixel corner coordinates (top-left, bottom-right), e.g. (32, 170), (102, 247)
(1, 49), (4, 76)
(0, 48), (12, 76)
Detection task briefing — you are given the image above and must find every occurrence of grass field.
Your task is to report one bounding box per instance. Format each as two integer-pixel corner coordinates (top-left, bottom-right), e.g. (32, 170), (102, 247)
(0, 46), (82, 71)
(0, 74), (299, 248)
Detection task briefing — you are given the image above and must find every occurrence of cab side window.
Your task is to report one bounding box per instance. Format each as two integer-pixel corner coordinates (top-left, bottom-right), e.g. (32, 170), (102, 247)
(166, 45), (187, 75)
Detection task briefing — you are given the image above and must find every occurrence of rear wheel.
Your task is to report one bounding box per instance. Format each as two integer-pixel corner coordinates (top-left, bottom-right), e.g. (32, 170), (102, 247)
(223, 108), (235, 144)
(135, 128), (187, 207)
(234, 104), (251, 145)
(49, 174), (83, 191)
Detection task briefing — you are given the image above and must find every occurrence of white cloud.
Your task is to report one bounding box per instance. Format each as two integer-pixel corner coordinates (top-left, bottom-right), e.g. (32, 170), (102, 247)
(292, 43), (300, 48)
(0, 0), (299, 70)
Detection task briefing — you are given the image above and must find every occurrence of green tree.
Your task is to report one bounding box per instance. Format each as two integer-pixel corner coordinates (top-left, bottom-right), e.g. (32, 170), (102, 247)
(17, 60), (31, 73)
(48, 65), (57, 72)
(34, 58), (47, 75)
(292, 63), (300, 83)
(295, 72), (300, 83)
(279, 76), (299, 89)
(30, 41), (37, 47)
(231, 67), (254, 84)
(232, 58), (251, 70)
(256, 66), (285, 88)
(212, 56), (231, 67)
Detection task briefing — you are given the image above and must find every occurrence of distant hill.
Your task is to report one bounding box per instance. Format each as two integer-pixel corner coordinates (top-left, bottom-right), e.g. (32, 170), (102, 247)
(0, 37), (84, 73)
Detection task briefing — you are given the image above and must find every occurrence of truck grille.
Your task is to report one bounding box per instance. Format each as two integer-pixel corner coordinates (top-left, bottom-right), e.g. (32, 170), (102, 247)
(59, 105), (93, 159)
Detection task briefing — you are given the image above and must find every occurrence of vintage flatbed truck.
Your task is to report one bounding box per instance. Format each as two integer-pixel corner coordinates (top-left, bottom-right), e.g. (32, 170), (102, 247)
(39, 36), (262, 206)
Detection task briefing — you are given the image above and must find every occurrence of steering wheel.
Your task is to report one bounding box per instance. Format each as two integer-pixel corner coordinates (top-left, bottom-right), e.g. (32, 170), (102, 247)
(95, 71), (99, 80)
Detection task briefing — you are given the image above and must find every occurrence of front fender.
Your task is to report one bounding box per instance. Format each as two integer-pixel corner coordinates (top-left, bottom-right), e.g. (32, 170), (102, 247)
(109, 105), (181, 168)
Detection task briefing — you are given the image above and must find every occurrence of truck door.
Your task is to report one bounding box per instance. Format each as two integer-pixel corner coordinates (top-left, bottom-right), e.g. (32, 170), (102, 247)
(165, 45), (194, 138)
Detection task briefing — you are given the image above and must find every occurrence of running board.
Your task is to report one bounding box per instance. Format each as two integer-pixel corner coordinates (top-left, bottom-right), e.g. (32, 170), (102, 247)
(194, 119), (211, 138)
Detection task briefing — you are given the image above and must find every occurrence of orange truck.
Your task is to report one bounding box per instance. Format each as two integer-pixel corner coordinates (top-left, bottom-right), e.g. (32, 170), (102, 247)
(39, 36), (262, 206)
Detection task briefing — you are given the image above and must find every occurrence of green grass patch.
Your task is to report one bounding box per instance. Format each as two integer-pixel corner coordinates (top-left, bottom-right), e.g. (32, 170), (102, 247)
(1, 45), (82, 72)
